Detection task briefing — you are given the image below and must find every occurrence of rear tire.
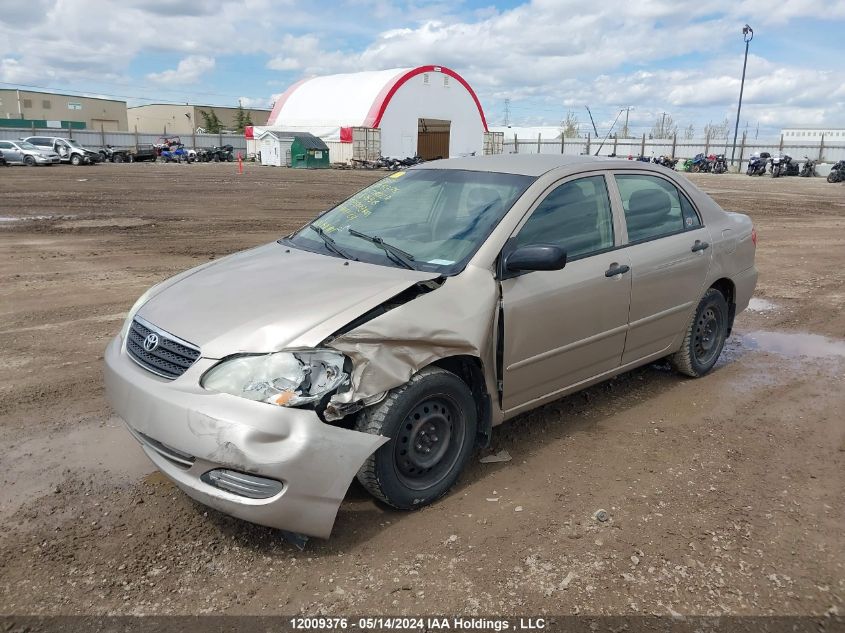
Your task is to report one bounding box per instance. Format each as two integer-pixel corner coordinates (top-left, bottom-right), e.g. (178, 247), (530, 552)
(355, 367), (477, 509)
(670, 288), (729, 378)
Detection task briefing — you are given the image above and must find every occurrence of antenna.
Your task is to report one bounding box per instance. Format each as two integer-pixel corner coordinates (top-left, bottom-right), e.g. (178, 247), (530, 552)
(585, 106), (599, 137)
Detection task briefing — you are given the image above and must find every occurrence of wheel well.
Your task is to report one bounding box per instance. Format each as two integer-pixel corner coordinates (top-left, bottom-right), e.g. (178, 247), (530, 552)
(431, 355), (492, 449)
(710, 278), (736, 334)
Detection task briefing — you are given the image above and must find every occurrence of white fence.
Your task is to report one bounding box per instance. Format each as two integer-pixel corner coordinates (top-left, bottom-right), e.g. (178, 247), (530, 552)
(0, 127), (248, 151)
(502, 134), (845, 169)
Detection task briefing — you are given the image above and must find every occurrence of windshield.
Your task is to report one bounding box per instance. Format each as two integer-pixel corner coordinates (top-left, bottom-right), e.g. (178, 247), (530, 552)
(17, 142), (39, 150)
(66, 139), (82, 148)
(285, 169), (534, 274)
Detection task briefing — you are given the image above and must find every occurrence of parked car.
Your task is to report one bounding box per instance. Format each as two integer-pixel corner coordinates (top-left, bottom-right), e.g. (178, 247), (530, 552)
(131, 144), (158, 163)
(104, 154), (758, 539)
(24, 136), (102, 165)
(0, 140), (61, 166)
(0, 149), (7, 166)
(98, 145), (133, 163)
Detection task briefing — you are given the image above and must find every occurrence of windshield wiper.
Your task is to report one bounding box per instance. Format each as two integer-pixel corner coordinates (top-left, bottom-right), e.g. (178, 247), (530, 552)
(347, 228), (417, 270)
(307, 225), (357, 260)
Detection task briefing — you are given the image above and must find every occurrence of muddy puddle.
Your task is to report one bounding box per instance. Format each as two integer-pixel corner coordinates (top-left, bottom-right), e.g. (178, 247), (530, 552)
(742, 330), (845, 359)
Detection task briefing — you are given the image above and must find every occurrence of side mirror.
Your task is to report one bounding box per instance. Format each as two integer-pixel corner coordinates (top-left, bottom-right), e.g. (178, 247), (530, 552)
(505, 244), (567, 273)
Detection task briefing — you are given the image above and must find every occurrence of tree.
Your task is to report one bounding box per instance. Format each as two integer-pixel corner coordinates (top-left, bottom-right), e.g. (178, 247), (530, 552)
(703, 118), (730, 140)
(561, 111), (580, 138)
(234, 104), (253, 133)
(650, 114), (678, 139)
(684, 124), (695, 140)
(199, 108), (223, 134)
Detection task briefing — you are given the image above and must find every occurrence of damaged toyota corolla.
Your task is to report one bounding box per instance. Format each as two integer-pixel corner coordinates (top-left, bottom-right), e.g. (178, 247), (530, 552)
(105, 154), (757, 539)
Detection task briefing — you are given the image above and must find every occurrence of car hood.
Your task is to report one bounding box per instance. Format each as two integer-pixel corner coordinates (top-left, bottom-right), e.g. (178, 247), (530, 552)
(136, 242), (440, 359)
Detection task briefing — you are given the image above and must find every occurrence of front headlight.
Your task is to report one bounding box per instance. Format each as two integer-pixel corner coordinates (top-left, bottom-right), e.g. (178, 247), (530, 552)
(201, 350), (349, 407)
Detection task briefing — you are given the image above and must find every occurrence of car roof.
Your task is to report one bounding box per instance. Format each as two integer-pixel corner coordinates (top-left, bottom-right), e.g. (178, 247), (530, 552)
(415, 153), (670, 177)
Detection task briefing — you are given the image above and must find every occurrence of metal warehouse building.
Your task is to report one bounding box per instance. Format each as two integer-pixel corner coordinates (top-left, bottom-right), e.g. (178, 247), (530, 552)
(255, 65), (490, 160)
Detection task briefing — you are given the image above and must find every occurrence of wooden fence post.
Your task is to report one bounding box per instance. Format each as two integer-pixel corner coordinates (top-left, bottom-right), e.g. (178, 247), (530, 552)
(560, 134), (565, 154)
(134, 125), (139, 151)
(586, 133), (591, 155)
(704, 133), (710, 156)
(100, 124), (106, 148)
(819, 134), (825, 162)
(537, 133), (541, 154)
(218, 131), (223, 147)
(640, 133), (646, 157)
(738, 132), (747, 171)
(514, 134), (518, 154)
(779, 134), (784, 152)
(671, 133), (677, 159)
(613, 135), (618, 156)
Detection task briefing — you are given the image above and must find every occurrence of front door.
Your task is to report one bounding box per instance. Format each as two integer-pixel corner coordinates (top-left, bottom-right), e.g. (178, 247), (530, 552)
(611, 173), (713, 364)
(0, 142), (22, 163)
(501, 174), (632, 412)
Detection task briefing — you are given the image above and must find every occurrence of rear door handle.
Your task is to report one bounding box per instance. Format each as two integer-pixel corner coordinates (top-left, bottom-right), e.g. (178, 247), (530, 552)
(691, 240), (710, 252)
(605, 263), (630, 277)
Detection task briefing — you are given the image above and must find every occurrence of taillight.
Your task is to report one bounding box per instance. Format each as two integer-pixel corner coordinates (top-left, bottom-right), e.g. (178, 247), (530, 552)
(751, 227), (758, 246)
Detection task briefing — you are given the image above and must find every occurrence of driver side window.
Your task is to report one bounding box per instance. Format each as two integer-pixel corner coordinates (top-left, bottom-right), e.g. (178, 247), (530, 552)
(514, 175), (614, 260)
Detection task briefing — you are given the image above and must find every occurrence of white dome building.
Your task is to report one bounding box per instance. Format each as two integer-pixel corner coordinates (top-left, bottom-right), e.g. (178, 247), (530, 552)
(257, 65), (489, 160)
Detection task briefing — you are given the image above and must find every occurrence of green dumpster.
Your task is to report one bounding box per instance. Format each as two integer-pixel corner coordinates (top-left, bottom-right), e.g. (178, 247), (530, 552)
(290, 134), (330, 169)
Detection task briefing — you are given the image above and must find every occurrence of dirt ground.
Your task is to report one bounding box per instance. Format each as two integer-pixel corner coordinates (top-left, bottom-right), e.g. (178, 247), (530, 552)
(0, 163), (843, 617)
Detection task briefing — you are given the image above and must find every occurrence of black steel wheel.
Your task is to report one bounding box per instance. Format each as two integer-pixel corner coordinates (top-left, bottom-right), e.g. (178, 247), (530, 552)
(355, 366), (477, 509)
(670, 288), (729, 378)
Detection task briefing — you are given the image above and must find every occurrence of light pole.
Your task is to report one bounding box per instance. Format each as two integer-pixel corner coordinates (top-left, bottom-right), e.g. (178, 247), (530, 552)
(730, 24), (753, 166)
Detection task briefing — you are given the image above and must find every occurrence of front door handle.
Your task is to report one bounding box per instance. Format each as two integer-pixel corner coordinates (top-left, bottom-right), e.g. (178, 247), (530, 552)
(605, 263), (630, 277)
(691, 240), (710, 252)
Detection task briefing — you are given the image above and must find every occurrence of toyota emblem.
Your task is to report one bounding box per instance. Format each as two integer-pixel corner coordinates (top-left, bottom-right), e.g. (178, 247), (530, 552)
(143, 333), (160, 352)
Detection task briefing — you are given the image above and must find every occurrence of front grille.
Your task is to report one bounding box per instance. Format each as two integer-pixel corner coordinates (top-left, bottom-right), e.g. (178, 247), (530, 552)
(126, 316), (201, 379)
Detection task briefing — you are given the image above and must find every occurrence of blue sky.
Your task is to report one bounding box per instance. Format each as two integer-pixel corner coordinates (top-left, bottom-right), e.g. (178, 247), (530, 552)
(1, 0), (844, 137)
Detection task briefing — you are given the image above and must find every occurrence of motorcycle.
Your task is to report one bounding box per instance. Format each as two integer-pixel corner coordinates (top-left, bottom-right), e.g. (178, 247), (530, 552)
(799, 156), (817, 178)
(770, 154), (799, 178)
(746, 152), (769, 176)
(827, 160), (845, 183)
(712, 154), (728, 174)
(652, 155), (678, 169)
(680, 157), (694, 172)
(689, 153), (708, 172)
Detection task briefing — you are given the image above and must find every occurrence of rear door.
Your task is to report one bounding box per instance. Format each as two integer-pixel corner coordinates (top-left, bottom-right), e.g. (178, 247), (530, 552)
(611, 172), (712, 364)
(500, 173), (631, 412)
(0, 141), (22, 163)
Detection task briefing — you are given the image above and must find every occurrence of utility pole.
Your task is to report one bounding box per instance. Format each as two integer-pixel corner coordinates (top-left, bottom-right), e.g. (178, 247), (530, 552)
(731, 24), (754, 165)
(585, 106), (599, 137)
(503, 98), (511, 127)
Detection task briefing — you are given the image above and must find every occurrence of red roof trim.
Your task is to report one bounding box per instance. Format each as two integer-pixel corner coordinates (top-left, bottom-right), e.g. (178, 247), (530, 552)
(363, 65), (488, 132)
(266, 77), (309, 126)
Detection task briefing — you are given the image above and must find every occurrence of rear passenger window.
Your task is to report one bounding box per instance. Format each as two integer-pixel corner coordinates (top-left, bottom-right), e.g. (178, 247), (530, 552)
(615, 174), (701, 243)
(515, 175), (614, 259)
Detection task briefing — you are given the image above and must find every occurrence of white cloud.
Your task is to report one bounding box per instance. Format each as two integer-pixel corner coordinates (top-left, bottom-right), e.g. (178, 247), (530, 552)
(147, 55), (216, 84)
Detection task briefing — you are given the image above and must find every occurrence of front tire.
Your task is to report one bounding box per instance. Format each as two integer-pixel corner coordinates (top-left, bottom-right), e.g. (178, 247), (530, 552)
(670, 288), (729, 378)
(24, 155), (36, 166)
(355, 367), (477, 509)
(70, 154), (82, 166)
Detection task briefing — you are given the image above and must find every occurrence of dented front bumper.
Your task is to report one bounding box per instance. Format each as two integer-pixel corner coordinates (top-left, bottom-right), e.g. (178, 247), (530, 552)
(103, 336), (387, 538)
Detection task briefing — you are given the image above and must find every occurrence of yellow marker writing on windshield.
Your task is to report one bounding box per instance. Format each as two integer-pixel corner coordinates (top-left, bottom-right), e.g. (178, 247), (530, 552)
(389, 171), (405, 179)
